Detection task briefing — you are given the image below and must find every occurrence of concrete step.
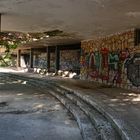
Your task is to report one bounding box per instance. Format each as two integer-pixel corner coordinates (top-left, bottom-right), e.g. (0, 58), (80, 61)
(4, 74), (99, 140)
(52, 83), (134, 140)
(4, 73), (133, 140)
(46, 84), (121, 140)
(44, 86), (100, 140)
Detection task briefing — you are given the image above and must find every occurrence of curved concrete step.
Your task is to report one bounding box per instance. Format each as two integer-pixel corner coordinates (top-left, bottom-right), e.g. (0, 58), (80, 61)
(4, 74), (99, 140)
(46, 84), (121, 140)
(4, 73), (138, 140)
(44, 87), (100, 140)
(8, 74), (121, 140)
(51, 83), (139, 140)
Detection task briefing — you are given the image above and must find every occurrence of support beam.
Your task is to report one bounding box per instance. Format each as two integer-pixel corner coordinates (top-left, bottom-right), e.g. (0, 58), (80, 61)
(30, 48), (34, 68)
(0, 13), (1, 32)
(55, 46), (60, 74)
(17, 50), (21, 67)
(47, 47), (50, 72)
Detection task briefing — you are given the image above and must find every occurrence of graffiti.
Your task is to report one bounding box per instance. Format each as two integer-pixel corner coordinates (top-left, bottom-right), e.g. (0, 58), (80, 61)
(108, 51), (120, 83)
(94, 51), (101, 70)
(100, 47), (109, 80)
(50, 52), (55, 71)
(109, 52), (119, 70)
(33, 53), (47, 68)
(88, 51), (100, 78)
(60, 50), (80, 72)
(80, 51), (90, 79)
(127, 53), (140, 87)
(34, 58), (47, 68)
(81, 48), (127, 83)
(80, 29), (140, 88)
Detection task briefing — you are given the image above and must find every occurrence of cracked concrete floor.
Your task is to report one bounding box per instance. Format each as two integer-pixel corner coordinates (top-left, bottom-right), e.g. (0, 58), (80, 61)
(0, 73), (82, 140)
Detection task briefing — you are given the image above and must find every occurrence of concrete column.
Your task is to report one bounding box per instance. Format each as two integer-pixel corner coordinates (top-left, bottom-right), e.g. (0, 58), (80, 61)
(17, 50), (21, 67)
(0, 13), (1, 32)
(30, 48), (33, 68)
(55, 46), (60, 73)
(47, 47), (50, 72)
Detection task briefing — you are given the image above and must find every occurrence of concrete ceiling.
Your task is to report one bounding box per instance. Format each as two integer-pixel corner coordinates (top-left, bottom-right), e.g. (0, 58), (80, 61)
(0, 0), (140, 38)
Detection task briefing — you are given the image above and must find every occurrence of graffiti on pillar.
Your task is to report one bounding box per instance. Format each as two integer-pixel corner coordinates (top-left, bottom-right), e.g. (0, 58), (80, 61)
(33, 53), (47, 68)
(50, 52), (55, 71)
(127, 53), (140, 87)
(34, 58), (47, 68)
(60, 50), (80, 72)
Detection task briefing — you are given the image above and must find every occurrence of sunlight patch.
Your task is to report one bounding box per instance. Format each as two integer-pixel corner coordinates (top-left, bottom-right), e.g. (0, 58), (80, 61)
(0, 83), (4, 85)
(132, 95), (140, 102)
(21, 81), (27, 84)
(110, 99), (118, 102)
(33, 104), (45, 109)
(53, 104), (61, 110)
(17, 93), (23, 96)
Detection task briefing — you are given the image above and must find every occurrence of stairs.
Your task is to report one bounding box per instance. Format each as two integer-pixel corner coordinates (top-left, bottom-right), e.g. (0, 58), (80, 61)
(3, 73), (125, 140)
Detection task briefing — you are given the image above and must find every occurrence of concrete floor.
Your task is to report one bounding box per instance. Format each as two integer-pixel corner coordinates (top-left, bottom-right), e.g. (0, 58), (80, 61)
(0, 73), (83, 140)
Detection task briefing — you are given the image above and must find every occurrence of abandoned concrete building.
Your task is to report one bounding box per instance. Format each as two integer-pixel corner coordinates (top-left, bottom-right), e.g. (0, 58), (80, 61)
(16, 29), (140, 91)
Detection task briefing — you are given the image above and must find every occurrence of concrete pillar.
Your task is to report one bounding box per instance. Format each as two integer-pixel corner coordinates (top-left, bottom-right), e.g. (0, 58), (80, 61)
(55, 46), (60, 74)
(17, 50), (21, 67)
(0, 13), (1, 32)
(30, 48), (33, 68)
(47, 47), (50, 72)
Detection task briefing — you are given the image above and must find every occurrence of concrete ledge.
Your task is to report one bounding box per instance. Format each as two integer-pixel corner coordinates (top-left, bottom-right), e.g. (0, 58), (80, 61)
(4, 73), (140, 140)
(4, 73), (98, 140)
(45, 88), (99, 140)
(47, 84), (121, 140)
(55, 84), (139, 140)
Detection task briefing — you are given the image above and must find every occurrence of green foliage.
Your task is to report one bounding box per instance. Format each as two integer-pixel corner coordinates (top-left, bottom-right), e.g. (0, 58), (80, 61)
(0, 32), (23, 66)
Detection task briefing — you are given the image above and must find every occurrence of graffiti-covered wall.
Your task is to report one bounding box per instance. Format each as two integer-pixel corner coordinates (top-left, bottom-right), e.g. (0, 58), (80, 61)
(60, 50), (80, 72)
(80, 29), (140, 91)
(33, 52), (47, 68)
(50, 52), (55, 72)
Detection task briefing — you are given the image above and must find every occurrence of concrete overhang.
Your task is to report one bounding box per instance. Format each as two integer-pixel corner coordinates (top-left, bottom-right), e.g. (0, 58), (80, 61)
(1, 0), (140, 38)
(17, 36), (82, 50)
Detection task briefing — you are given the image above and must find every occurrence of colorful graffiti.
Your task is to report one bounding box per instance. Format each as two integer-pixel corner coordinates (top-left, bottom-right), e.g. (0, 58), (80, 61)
(80, 29), (140, 88)
(60, 50), (80, 72)
(33, 53), (47, 68)
(81, 48), (131, 84)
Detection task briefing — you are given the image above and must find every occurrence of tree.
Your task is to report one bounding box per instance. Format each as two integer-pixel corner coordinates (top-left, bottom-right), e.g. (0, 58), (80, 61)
(0, 31), (48, 66)
(0, 32), (27, 66)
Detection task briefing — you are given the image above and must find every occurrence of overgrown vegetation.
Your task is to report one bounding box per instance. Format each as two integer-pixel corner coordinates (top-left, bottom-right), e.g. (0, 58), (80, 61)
(0, 32), (26, 66)
(0, 29), (74, 67)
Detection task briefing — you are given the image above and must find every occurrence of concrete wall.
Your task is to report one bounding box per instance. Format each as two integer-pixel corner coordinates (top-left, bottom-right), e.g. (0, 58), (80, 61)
(33, 52), (47, 68)
(80, 29), (140, 91)
(32, 49), (81, 73)
(33, 51), (55, 71)
(60, 50), (80, 72)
